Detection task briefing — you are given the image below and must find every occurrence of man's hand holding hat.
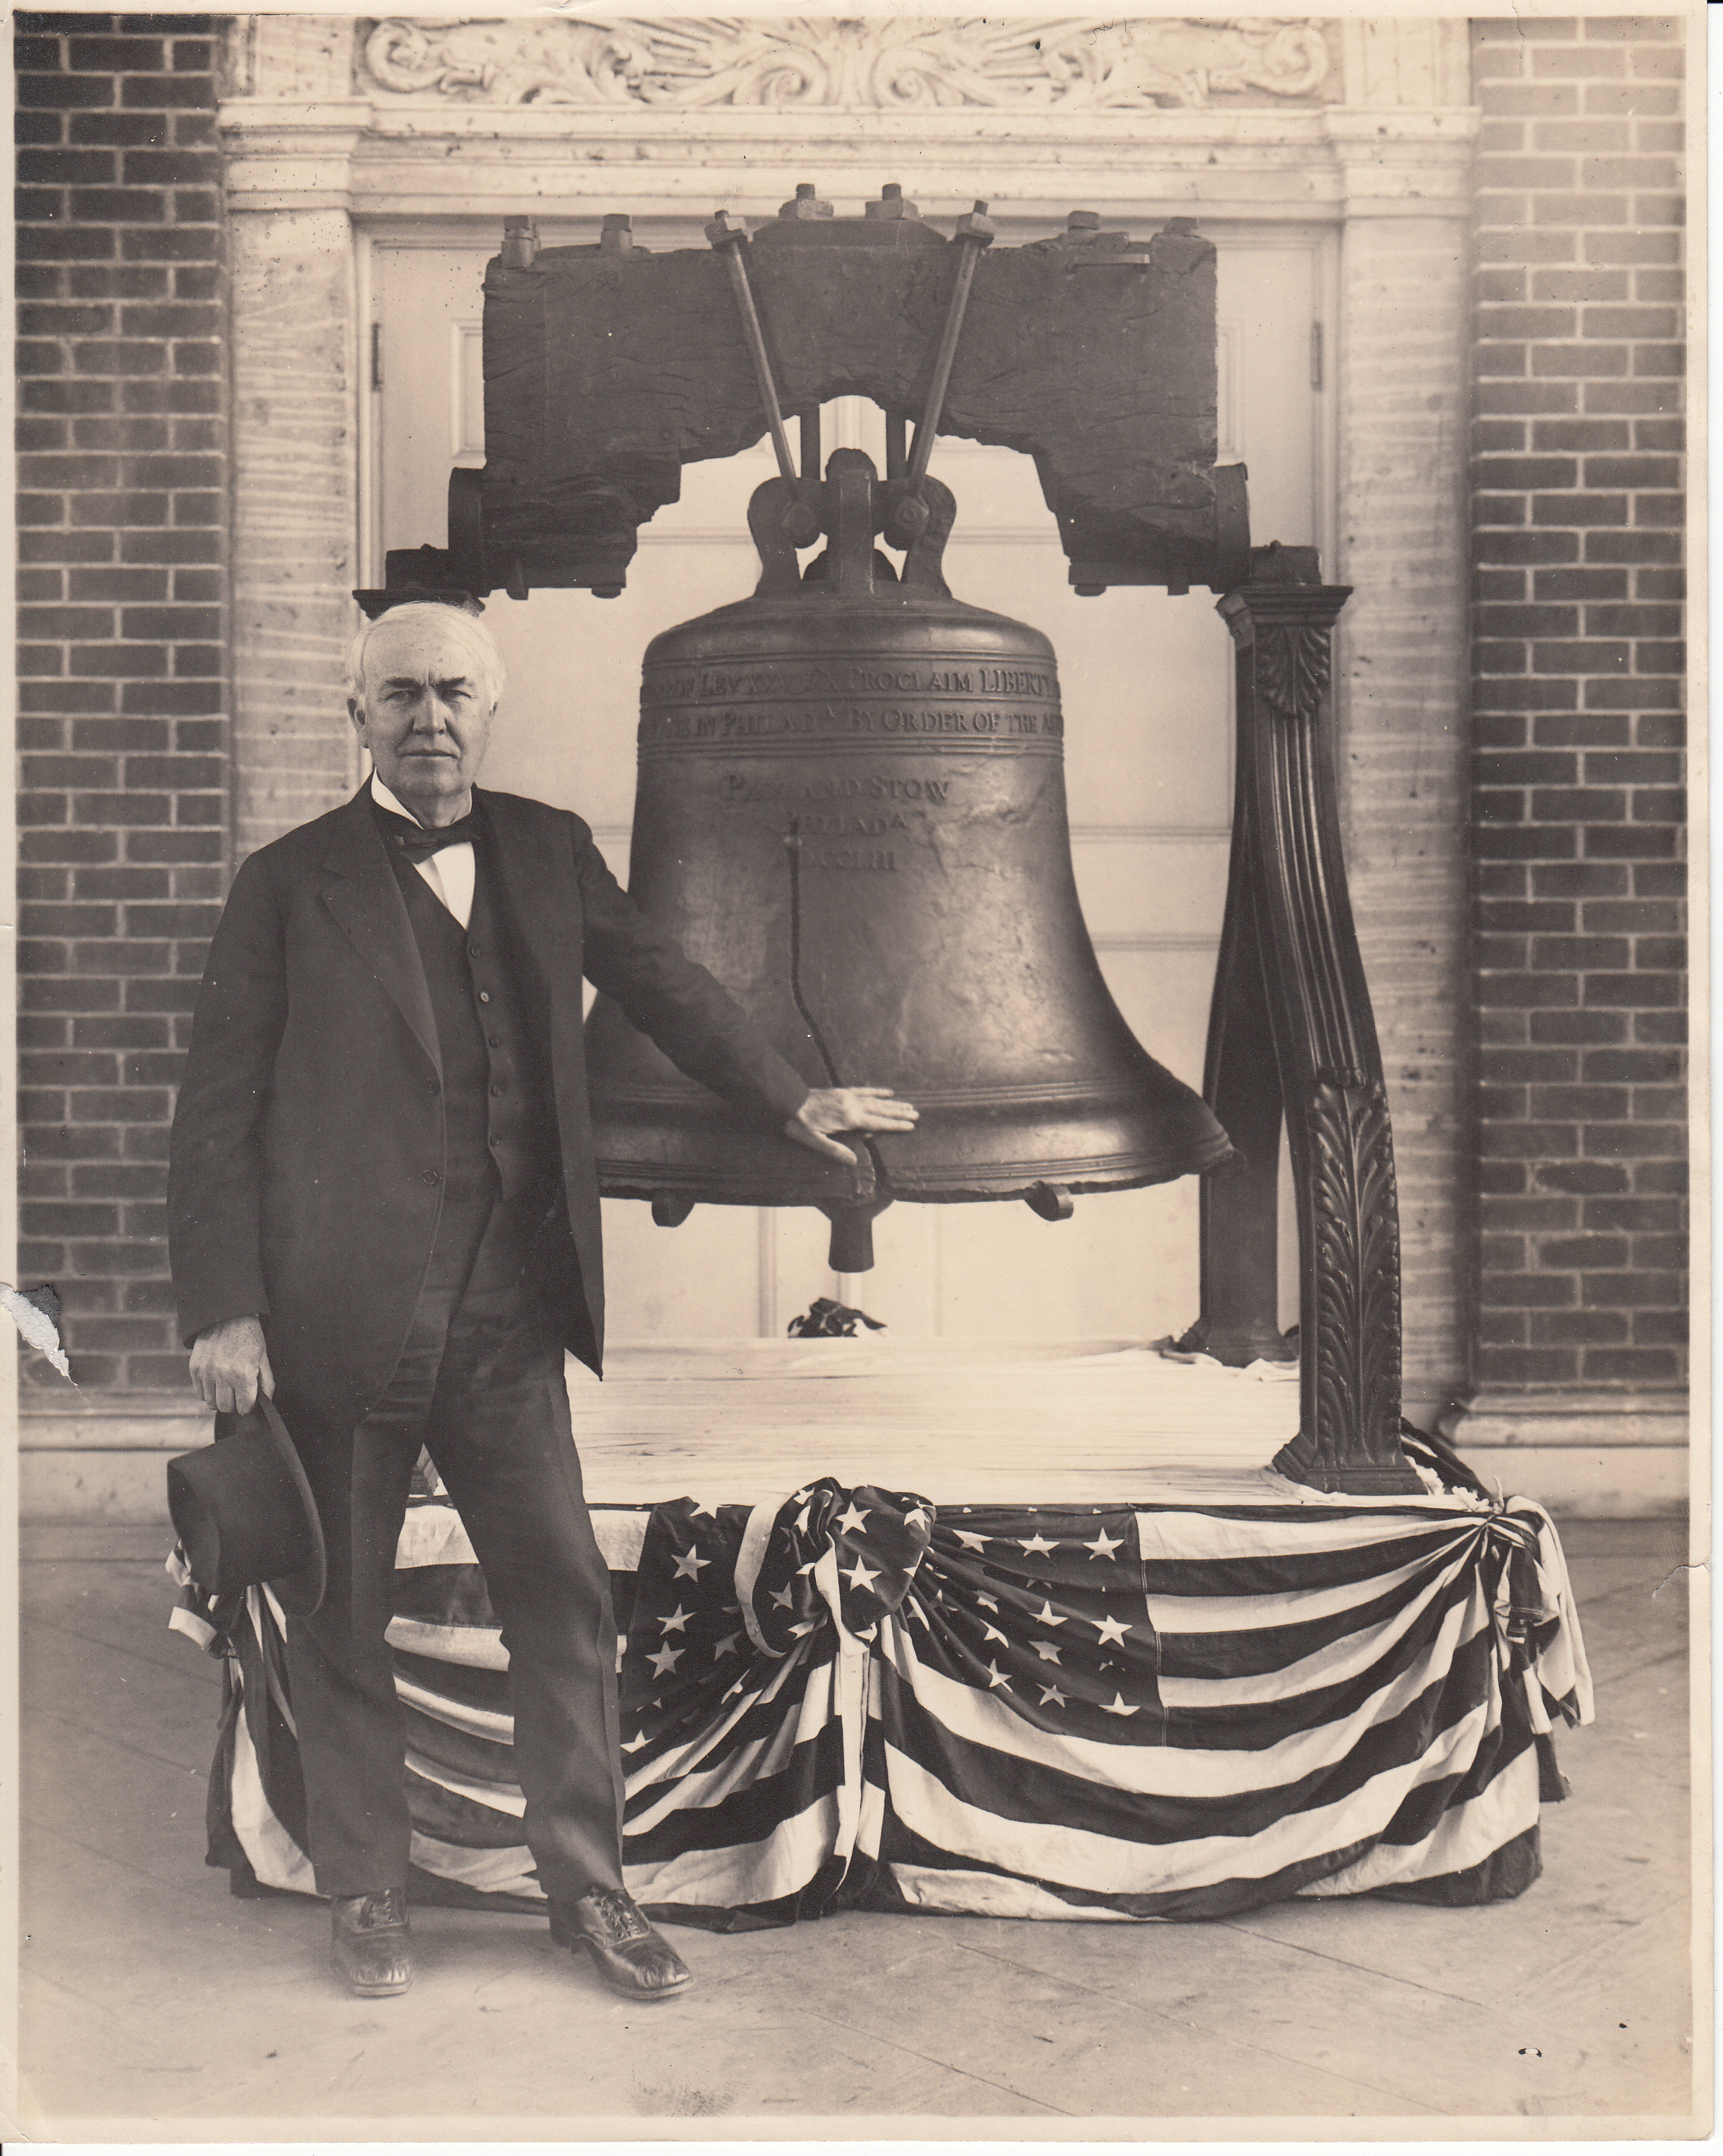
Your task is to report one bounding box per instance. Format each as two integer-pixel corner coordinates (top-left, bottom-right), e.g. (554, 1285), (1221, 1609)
(190, 1313), (276, 1417)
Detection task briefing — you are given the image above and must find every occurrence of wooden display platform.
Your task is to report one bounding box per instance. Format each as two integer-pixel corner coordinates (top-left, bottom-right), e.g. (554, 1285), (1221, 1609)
(566, 1338), (1301, 1508)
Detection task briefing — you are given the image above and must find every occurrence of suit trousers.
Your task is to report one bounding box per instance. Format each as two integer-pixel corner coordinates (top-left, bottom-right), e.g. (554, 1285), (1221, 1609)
(281, 1191), (626, 1903)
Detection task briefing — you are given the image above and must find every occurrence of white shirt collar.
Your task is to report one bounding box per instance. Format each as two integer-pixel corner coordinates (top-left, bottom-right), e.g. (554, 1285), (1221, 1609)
(370, 773), (438, 827)
(369, 774), (476, 927)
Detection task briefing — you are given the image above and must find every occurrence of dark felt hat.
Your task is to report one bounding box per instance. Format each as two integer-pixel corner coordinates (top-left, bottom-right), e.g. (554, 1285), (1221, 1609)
(167, 1395), (327, 1618)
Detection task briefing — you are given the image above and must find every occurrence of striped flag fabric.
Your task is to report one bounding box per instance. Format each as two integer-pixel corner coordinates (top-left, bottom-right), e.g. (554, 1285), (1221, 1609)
(175, 1455), (1592, 1925)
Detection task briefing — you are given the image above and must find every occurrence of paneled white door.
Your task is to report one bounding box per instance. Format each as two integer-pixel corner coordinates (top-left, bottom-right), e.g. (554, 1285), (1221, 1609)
(367, 222), (1327, 1343)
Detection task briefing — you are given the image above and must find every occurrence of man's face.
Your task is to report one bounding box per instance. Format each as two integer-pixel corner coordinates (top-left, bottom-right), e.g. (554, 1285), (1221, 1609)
(349, 613), (497, 825)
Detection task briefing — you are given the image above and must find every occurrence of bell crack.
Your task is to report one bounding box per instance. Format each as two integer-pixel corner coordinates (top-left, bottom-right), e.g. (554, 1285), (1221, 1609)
(785, 820), (892, 1227)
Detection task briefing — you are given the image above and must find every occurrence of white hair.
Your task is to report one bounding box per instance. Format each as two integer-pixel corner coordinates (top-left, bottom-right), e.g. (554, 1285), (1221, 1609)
(346, 603), (507, 710)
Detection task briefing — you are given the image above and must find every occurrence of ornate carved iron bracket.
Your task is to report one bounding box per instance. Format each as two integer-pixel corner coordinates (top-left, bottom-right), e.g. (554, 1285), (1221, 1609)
(1188, 545), (1419, 1494)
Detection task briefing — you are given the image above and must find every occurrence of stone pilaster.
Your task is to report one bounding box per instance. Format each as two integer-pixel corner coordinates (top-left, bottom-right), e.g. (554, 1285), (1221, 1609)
(1325, 108), (1478, 1424)
(225, 187), (362, 857)
(222, 17), (365, 856)
(1338, 18), (1472, 110)
(222, 12), (356, 105)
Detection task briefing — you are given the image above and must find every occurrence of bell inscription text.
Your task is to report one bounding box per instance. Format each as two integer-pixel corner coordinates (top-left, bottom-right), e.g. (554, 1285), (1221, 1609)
(640, 705), (1059, 746)
(641, 647), (1064, 754)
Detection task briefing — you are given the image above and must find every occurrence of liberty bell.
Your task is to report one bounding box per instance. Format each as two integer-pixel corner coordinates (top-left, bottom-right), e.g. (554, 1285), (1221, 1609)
(584, 440), (1232, 1270)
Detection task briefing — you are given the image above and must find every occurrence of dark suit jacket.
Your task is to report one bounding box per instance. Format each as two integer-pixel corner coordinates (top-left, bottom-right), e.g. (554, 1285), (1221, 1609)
(168, 785), (810, 1431)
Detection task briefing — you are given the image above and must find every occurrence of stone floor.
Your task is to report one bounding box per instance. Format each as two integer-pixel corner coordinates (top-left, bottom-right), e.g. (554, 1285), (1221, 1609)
(8, 1515), (1704, 2139)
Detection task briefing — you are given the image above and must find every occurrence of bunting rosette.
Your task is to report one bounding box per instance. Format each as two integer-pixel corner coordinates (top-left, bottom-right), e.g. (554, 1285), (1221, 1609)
(619, 1480), (939, 1921)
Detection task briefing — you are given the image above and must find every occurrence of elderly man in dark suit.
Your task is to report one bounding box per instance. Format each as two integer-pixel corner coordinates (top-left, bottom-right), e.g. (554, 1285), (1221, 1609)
(168, 600), (915, 2001)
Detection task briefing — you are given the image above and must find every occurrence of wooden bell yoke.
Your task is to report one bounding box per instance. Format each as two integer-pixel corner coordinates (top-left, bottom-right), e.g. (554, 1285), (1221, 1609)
(369, 183), (1419, 1497)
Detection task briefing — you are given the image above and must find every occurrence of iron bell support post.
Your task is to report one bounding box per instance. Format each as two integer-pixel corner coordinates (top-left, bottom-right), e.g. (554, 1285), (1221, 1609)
(1180, 871), (1288, 1370)
(1198, 545), (1420, 1495)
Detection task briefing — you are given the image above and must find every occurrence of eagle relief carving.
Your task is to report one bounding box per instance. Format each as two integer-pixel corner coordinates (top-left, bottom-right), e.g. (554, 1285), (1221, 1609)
(358, 17), (1333, 112)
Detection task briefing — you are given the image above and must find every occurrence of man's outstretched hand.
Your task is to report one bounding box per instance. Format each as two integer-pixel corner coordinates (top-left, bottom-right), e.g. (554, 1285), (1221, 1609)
(190, 1313), (276, 1417)
(784, 1086), (919, 1168)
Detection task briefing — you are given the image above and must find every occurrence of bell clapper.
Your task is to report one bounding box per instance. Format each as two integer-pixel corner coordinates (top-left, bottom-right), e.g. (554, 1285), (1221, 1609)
(1026, 1183), (1076, 1224)
(820, 1193), (893, 1274)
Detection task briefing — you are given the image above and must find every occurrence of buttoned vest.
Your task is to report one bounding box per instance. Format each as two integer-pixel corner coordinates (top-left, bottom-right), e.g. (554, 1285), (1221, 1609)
(386, 837), (560, 1216)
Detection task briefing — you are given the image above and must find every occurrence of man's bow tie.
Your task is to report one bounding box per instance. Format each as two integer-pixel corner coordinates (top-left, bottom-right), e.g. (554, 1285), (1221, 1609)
(377, 805), (478, 862)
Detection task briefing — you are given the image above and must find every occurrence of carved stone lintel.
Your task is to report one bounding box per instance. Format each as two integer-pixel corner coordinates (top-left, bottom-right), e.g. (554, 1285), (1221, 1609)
(357, 17), (1335, 113)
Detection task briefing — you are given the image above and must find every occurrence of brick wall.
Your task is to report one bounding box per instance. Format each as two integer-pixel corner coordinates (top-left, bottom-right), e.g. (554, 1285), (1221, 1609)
(15, 12), (227, 1396)
(1468, 16), (1687, 1393)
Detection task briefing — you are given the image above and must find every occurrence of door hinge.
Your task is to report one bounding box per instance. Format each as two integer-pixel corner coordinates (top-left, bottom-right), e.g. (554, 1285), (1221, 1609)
(371, 321), (383, 392)
(1310, 321), (1324, 393)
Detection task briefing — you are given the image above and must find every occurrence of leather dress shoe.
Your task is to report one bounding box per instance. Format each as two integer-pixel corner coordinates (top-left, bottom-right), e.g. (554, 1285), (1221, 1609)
(329, 1885), (413, 1997)
(549, 1885), (693, 1999)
